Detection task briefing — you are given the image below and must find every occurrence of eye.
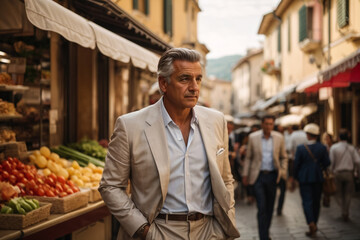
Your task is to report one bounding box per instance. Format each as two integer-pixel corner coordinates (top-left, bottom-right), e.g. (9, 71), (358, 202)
(196, 77), (202, 82)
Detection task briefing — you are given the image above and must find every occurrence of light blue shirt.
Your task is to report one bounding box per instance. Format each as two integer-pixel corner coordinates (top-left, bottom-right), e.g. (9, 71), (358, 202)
(261, 131), (275, 171)
(160, 100), (213, 215)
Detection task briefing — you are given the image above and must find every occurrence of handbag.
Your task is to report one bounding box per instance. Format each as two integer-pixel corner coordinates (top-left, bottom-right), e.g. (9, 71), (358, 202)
(303, 144), (336, 195)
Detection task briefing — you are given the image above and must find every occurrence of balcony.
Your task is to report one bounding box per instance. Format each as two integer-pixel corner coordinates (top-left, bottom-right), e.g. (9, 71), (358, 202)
(300, 38), (321, 53)
(261, 60), (281, 75)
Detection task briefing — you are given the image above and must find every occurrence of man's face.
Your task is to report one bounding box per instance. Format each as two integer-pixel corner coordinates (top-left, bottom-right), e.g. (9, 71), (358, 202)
(262, 118), (274, 135)
(160, 60), (202, 110)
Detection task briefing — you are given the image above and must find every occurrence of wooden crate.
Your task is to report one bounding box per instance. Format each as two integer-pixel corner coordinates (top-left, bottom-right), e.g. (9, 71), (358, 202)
(88, 188), (102, 202)
(0, 202), (51, 230)
(0, 141), (28, 161)
(28, 191), (89, 214)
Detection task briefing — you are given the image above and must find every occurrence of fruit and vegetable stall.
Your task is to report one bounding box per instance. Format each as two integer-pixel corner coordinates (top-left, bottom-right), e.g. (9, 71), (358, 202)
(0, 141), (112, 240)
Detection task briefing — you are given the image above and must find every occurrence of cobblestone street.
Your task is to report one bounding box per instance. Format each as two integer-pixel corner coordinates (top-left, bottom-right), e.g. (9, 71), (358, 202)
(235, 188), (360, 240)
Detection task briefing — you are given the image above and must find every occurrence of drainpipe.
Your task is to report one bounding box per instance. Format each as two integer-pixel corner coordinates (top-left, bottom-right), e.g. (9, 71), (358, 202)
(327, 0), (331, 65)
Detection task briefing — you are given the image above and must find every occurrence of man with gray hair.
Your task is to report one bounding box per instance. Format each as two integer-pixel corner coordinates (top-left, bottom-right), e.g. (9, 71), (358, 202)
(99, 48), (240, 240)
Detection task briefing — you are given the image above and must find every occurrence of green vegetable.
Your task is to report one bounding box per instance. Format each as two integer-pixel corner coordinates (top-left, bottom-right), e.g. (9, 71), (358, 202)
(52, 145), (105, 168)
(1, 205), (13, 214)
(19, 199), (33, 212)
(24, 198), (38, 210)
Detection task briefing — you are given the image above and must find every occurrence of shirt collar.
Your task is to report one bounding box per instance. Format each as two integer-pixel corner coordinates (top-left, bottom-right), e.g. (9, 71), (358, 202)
(307, 140), (316, 144)
(261, 130), (272, 139)
(160, 98), (198, 127)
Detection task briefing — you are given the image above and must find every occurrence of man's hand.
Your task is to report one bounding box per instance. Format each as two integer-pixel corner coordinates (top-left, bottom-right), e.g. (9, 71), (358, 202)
(242, 176), (248, 186)
(140, 224), (150, 240)
(134, 223), (150, 240)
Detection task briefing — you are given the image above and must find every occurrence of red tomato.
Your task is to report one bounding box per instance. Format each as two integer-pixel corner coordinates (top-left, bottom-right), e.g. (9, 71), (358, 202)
(45, 177), (55, 187)
(55, 183), (64, 192)
(57, 176), (66, 185)
(16, 182), (26, 189)
(9, 175), (17, 185)
(66, 188), (74, 195)
(2, 161), (12, 172)
(16, 162), (25, 170)
(20, 177), (28, 185)
(48, 173), (57, 182)
(36, 177), (44, 185)
(45, 189), (56, 197)
(2, 170), (10, 180)
(26, 189), (34, 195)
(36, 188), (45, 196)
(71, 185), (80, 193)
(59, 192), (68, 198)
(25, 172), (35, 181)
(66, 180), (75, 187)
(20, 188), (26, 196)
(0, 175), (3, 181)
(26, 180), (36, 191)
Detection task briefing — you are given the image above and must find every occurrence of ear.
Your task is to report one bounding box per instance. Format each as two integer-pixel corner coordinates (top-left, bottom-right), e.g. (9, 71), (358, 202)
(158, 77), (168, 93)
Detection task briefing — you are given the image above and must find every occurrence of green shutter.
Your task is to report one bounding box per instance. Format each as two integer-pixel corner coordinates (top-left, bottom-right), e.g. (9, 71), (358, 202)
(277, 25), (281, 53)
(337, 0), (349, 28)
(133, 0), (138, 10)
(145, 0), (149, 15)
(164, 0), (173, 36)
(299, 5), (307, 42)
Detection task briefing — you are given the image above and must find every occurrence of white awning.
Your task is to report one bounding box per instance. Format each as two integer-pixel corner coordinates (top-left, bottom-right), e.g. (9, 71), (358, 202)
(25, 0), (95, 49)
(89, 22), (159, 72)
(24, 0), (159, 72)
(290, 103), (318, 117)
(275, 114), (304, 127)
(296, 74), (319, 92)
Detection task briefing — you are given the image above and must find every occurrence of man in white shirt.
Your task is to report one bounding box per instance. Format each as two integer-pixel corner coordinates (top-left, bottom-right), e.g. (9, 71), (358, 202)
(330, 129), (360, 221)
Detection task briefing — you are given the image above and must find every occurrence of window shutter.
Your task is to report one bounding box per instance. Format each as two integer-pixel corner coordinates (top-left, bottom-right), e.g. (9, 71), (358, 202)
(299, 5), (307, 42)
(277, 25), (281, 53)
(163, 0), (173, 36)
(337, 0), (349, 28)
(133, 0), (138, 10)
(145, 0), (149, 15)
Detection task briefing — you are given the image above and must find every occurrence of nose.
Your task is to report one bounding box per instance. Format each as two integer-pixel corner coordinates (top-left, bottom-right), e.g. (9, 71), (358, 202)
(188, 78), (200, 92)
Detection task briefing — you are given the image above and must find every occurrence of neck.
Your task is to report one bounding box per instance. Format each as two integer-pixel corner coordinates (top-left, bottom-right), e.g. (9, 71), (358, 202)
(163, 99), (192, 126)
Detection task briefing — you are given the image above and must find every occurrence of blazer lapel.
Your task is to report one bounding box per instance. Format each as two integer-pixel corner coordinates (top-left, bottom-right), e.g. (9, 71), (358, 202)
(144, 101), (170, 204)
(196, 108), (230, 211)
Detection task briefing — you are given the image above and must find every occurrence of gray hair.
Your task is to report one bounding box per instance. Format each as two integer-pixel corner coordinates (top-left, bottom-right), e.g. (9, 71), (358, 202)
(157, 48), (202, 84)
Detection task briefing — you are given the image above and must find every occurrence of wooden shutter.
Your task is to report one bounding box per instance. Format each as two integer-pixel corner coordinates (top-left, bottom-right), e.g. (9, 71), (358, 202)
(299, 5), (307, 42)
(145, 0), (149, 15)
(163, 0), (173, 36)
(337, 0), (349, 28)
(133, 0), (138, 10)
(277, 25), (281, 53)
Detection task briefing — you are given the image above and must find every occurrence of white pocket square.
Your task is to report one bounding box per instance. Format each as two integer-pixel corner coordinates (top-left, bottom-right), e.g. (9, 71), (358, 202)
(216, 148), (225, 156)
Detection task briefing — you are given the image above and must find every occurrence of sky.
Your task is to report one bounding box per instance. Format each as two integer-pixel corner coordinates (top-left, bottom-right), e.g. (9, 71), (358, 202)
(198, 0), (281, 59)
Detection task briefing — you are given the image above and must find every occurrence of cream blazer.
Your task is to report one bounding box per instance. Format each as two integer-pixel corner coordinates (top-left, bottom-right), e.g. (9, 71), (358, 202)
(243, 130), (288, 185)
(99, 100), (240, 240)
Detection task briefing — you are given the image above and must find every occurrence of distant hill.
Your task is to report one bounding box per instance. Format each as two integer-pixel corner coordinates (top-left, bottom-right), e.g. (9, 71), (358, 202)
(206, 55), (242, 81)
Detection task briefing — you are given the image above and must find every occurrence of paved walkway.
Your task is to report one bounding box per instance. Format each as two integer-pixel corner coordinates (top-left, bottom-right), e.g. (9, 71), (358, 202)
(234, 188), (360, 240)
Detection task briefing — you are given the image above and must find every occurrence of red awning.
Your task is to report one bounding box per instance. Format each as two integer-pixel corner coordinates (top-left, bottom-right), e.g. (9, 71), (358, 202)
(304, 62), (360, 93)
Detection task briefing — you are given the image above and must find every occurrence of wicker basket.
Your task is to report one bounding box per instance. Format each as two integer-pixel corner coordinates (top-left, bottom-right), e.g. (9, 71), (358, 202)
(0, 202), (51, 229)
(28, 191), (89, 214)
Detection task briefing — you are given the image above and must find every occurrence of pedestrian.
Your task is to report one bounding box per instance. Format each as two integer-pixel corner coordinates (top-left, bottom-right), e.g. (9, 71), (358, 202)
(242, 115), (288, 240)
(294, 123), (330, 237)
(329, 129), (360, 222)
(321, 132), (334, 207)
(99, 48), (240, 240)
(274, 124), (287, 216)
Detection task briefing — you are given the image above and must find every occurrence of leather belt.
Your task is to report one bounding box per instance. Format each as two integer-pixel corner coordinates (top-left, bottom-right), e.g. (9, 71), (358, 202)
(157, 212), (205, 221)
(260, 170), (276, 174)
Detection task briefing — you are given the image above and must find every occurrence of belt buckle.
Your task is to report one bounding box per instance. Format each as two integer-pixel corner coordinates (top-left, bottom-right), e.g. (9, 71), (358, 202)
(187, 212), (196, 221)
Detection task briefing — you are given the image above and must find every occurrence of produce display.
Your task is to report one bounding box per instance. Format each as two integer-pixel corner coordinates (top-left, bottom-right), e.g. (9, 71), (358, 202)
(1, 197), (40, 214)
(29, 146), (103, 188)
(68, 138), (107, 161)
(0, 156), (79, 198)
(0, 181), (20, 201)
(52, 145), (105, 168)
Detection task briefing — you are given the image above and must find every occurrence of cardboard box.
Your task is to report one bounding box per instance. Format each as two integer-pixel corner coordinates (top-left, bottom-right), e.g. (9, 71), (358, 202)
(0, 202), (51, 230)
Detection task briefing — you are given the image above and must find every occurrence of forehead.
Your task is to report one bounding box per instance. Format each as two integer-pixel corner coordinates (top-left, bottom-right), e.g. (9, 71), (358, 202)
(172, 60), (202, 75)
(263, 118), (274, 124)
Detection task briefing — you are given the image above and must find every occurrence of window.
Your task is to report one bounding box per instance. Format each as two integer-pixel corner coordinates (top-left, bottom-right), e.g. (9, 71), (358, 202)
(277, 25), (281, 53)
(298, 5), (313, 42)
(337, 0), (349, 28)
(133, 0), (149, 15)
(163, 0), (173, 36)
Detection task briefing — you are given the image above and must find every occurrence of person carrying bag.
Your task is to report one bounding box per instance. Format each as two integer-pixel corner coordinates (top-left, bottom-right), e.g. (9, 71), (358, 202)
(329, 129), (360, 222)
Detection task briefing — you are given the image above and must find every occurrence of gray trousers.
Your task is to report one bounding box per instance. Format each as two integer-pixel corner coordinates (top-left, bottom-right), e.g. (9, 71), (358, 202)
(335, 171), (354, 216)
(145, 216), (229, 240)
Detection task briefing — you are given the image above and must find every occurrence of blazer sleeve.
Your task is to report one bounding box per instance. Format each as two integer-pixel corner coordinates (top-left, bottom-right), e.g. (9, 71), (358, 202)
(242, 135), (253, 177)
(279, 135), (288, 174)
(98, 117), (148, 237)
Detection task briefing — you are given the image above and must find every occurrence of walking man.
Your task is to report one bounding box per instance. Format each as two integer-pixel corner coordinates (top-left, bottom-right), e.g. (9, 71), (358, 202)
(242, 115), (288, 240)
(330, 129), (360, 221)
(99, 48), (240, 240)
